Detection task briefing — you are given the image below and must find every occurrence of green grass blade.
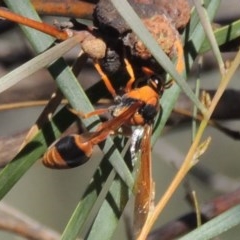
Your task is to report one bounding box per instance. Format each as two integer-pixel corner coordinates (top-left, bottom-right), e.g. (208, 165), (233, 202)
(200, 19), (240, 53)
(61, 136), (131, 239)
(185, 0), (221, 67)
(180, 205), (240, 240)
(193, 0), (225, 74)
(61, 157), (115, 240)
(185, 0), (211, 40)
(0, 107), (76, 199)
(86, 174), (129, 240)
(0, 36), (84, 93)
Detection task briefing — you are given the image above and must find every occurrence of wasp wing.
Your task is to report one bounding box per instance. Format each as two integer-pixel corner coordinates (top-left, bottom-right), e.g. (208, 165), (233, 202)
(134, 124), (154, 236)
(89, 100), (143, 144)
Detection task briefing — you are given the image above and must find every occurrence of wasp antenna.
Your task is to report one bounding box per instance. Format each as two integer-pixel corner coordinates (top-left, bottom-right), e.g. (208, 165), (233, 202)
(164, 79), (173, 89)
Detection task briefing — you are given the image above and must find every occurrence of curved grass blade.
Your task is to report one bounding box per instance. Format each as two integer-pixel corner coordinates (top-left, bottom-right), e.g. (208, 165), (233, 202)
(180, 205), (240, 240)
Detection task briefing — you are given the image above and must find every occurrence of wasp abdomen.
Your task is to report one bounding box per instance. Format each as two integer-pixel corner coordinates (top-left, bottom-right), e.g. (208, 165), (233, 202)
(43, 135), (93, 169)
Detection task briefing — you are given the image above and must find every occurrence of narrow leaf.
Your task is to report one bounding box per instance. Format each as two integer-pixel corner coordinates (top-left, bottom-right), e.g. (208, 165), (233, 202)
(180, 205), (240, 240)
(193, 0), (225, 74)
(0, 107), (76, 199)
(0, 35), (83, 93)
(200, 19), (240, 53)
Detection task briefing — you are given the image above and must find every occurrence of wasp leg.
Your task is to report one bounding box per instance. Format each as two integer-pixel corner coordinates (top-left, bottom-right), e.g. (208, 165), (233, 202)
(164, 79), (174, 89)
(68, 107), (109, 119)
(93, 60), (117, 98)
(124, 58), (135, 92)
(174, 38), (185, 74)
(141, 66), (154, 76)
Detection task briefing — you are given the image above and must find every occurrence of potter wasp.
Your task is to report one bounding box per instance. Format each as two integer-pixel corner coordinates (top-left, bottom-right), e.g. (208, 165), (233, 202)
(42, 61), (173, 232)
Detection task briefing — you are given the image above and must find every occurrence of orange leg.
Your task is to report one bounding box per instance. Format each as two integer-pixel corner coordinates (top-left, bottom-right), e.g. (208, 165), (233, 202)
(94, 58), (136, 96)
(0, 7), (69, 40)
(141, 66), (154, 76)
(174, 39), (185, 74)
(124, 58), (136, 92)
(93, 60), (117, 98)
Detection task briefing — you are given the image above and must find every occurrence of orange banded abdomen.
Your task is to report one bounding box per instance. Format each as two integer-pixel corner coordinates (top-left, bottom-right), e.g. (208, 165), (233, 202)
(42, 134), (93, 169)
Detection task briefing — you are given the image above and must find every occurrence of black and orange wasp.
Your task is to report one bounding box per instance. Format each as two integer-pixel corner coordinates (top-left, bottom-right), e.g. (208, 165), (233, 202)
(42, 61), (173, 232)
